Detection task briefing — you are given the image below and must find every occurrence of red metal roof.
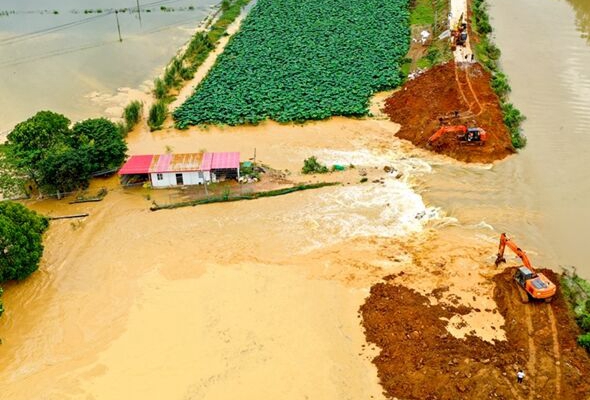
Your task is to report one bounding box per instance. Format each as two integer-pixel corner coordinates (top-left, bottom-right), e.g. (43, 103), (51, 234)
(118, 155), (154, 175)
(119, 152), (240, 175)
(149, 153), (204, 173)
(202, 152), (240, 170)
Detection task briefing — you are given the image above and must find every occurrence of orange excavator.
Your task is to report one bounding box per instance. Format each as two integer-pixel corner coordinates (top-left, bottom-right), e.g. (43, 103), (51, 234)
(494, 233), (557, 303)
(428, 125), (487, 145)
(451, 14), (468, 50)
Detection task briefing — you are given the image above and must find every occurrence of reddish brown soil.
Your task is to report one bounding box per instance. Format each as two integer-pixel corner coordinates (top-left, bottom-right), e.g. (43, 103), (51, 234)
(383, 62), (515, 163)
(360, 268), (590, 399)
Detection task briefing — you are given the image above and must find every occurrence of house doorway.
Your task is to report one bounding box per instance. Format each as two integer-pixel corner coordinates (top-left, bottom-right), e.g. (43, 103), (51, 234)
(175, 173), (184, 185)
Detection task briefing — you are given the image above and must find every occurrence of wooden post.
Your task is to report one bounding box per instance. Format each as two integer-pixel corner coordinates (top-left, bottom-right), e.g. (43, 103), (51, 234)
(115, 11), (123, 42)
(136, 0), (142, 26)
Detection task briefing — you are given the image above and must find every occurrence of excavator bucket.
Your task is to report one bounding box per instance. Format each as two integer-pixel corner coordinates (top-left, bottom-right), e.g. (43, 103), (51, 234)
(494, 255), (506, 267)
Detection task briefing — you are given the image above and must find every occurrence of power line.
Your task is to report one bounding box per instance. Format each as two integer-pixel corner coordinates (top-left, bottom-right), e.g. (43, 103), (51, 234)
(0, 14), (205, 69)
(0, 0), (187, 46)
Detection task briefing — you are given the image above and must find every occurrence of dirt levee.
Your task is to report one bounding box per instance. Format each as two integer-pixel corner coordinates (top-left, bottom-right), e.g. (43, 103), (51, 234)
(360, 268), (590, 399)
(383, 62), (515, 163)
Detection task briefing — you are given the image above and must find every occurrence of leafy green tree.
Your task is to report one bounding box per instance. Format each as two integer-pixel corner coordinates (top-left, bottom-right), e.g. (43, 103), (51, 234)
(38, 147), (93, 193)
(0, 201), (48, 282)
(0, 152), (27, 198)
(71, 118), (127, 172)
(6, 111), (71, 179)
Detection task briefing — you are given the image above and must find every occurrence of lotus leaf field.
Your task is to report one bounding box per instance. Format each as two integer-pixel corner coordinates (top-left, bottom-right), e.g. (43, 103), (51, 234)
(173, 0), (411, 127)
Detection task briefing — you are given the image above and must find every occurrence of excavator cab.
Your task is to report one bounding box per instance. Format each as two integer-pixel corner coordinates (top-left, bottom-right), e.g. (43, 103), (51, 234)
(458, 128), (487, 145)
(514, 267), (535, 287)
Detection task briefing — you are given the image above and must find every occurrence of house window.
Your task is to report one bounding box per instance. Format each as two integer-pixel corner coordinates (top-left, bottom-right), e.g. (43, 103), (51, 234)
(156, 173), (163, 180)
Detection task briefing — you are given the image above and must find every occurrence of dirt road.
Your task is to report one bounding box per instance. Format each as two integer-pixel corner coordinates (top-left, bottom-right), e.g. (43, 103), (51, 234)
(384, 62), (514, 163)
(361, 262), (590, 400)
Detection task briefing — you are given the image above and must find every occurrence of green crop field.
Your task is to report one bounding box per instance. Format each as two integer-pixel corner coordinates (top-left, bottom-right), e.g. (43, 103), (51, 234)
(174, 0), (410, 127)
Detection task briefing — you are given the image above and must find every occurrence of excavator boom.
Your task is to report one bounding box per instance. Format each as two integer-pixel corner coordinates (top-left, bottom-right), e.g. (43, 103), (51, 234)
(495, 233), (534, 271)
(428, 125), (467, 143)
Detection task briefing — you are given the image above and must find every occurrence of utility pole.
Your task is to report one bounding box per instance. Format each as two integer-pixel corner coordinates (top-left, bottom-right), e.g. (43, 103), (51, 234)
(136, 0), (142, 26)
(115, 10), (123, 42)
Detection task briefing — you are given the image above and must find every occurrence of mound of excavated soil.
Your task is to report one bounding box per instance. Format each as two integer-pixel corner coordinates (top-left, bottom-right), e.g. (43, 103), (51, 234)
(360, 268), (590, 399)
(383, 62), (515, 163)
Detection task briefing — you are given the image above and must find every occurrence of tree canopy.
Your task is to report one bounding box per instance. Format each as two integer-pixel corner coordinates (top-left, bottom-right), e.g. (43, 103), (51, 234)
(3, 111), (127, 194)
(0, 201), (48, 282)
(71, 118), (128, 172)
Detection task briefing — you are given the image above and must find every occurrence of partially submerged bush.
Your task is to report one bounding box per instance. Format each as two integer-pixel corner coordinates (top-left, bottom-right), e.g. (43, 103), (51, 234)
(502, 102), (527, 149)
(302, 156), (329, 174)
(148, 100), (168, 131)
(123, 100), (143, 130)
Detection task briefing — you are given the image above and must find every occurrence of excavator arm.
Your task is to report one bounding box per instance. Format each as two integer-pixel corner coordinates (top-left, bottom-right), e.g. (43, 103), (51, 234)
(494, 233), (535, 271)
(428, 125), (467, 143)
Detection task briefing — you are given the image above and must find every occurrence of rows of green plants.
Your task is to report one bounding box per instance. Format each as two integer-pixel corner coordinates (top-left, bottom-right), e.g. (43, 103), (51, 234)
(174, 0), (411, 127)
(472, 0), (526, 149)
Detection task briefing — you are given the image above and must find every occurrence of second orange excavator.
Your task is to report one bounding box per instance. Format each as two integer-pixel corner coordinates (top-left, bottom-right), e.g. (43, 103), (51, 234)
(428, 125), (487, 145)
(494, 233), (557, 303)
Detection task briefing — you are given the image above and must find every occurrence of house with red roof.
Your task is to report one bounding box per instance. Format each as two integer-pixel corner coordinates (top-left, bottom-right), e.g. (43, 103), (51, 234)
(118, 152), (240, 188)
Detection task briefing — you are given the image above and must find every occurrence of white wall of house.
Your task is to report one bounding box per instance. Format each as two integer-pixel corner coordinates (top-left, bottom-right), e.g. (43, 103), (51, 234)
(150, 171), (207, 188)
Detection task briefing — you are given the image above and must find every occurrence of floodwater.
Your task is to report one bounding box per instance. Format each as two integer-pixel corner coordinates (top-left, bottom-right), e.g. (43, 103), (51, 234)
(422, 0), (590, 278)
(0, 0), (217, 134)
(1, 0), (590, 398)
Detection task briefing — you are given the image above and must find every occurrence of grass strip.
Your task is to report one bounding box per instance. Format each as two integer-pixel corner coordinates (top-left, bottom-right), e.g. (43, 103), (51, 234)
(154, 0), (251, 100)
(562, 271), (590, 352)
(150, 182), (339, 211)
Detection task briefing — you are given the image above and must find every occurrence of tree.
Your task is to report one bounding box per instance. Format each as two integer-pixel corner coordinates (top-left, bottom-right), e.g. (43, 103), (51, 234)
(0, 150), (27, 199)
(0, 201), (48, 282)
(38, 147), (93, 193)
(6, 111), (71, 177)
(71, 118), (128, 172)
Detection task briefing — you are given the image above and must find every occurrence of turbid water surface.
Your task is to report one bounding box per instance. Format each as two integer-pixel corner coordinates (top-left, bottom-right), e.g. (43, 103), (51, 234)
(423, 0), (590, 278)
(0, 0), (217, 134)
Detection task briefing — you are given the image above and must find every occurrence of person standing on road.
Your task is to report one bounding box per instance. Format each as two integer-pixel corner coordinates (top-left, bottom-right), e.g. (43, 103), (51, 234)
(517, 369), (525, 384)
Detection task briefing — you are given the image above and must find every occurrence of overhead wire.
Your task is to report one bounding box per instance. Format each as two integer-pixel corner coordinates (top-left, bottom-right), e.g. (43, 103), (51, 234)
(0, 11), (208, 69)
(0, 0), (188, 46)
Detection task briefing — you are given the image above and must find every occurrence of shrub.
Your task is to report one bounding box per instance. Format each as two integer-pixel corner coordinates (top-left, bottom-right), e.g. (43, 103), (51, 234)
(153, 78), (167, 99)
(302, 156), (329, 174)
(491, 72), (511, 100)
(502, 102), (527, 149)
(425, 48), (440, 65)
(578, 333), (590, 351)
(123, 100), (143, 130)
(576, 314), (590, 331)
(148, 100), (168, 131)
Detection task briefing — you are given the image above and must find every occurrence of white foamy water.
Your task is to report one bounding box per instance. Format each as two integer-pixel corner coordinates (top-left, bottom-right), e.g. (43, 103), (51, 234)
(285, 149), (445, 252)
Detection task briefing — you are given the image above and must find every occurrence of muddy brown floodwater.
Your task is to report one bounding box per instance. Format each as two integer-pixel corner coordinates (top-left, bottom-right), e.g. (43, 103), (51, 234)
(1, 0), (590, 398)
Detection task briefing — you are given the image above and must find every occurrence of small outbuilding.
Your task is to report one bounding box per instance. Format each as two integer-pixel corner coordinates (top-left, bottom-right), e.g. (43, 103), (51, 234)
(118, 152), (240, 188)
